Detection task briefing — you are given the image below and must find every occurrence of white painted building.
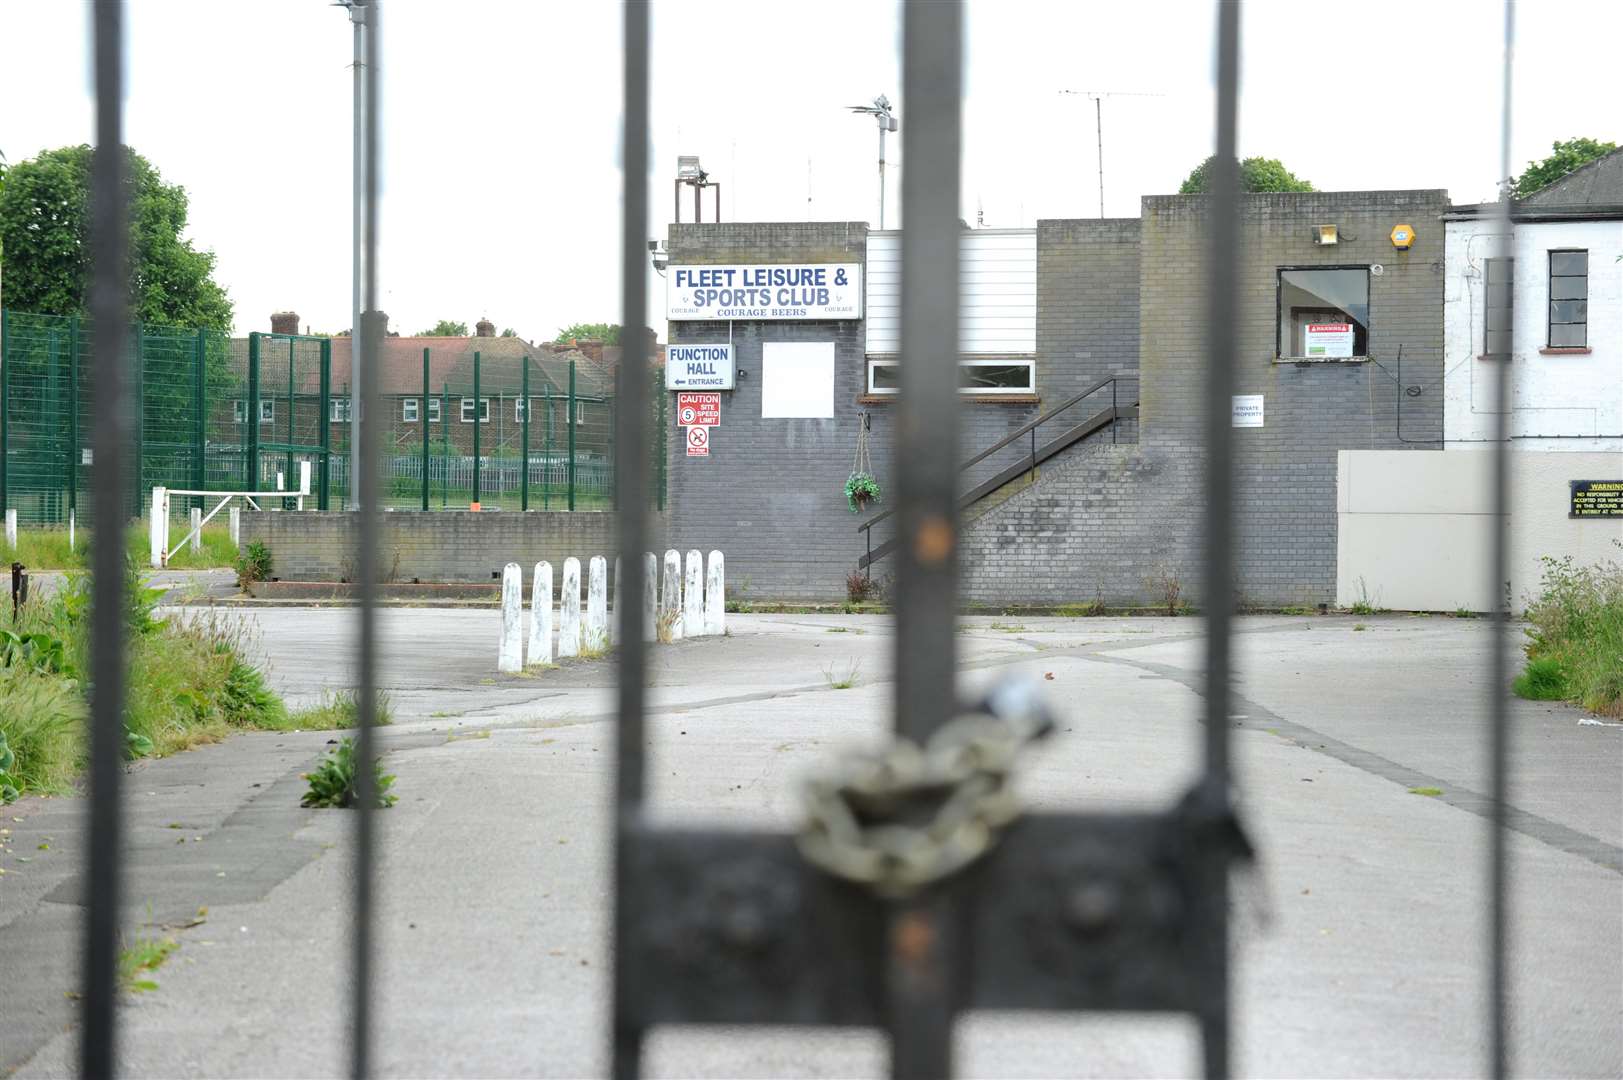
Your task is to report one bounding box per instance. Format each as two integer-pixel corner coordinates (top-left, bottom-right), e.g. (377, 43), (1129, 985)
(1443, 151), (1623, 452)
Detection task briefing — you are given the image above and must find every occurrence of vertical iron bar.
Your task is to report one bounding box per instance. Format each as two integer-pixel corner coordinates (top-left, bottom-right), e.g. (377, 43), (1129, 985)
(421, 348), (430, 511)
(82, 1), (129, 1075)
(521, 356), (530, 512)
(473, 351), (481, 507)
(350, 1), (383, 1076)
(441, 382), (449, 509)
(193, 329), (206, 503)
(319, 337), (332, 511)
(613, 5), (650, 1077)
(1488, 3), (1516, 1076)
(247, 333), (261, 491)
(889, 4), (962, 1078)
(567, 359), (577, 511)
(349, 1), (366, 509)
(1199, 1), (1242, 1077)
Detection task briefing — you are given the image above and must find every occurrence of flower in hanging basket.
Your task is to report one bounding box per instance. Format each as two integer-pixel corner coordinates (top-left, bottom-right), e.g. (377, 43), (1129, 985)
(845, 471), (882, 513)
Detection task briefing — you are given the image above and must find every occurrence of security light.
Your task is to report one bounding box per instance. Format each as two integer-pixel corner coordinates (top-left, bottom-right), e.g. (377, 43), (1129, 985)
(1314, 224), (1340, 245)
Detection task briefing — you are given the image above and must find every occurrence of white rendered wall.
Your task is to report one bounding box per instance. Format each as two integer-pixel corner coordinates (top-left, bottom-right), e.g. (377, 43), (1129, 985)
(1443, 218), (1623, 451)
(864, 229), (1036, 355)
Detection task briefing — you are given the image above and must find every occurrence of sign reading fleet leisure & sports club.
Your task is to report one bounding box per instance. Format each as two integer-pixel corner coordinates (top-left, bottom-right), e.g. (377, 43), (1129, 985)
(665, 343), (735, 390)
(667, 264), (862, 321)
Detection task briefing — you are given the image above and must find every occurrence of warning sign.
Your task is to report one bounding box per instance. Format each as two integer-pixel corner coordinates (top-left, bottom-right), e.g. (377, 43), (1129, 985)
(686, 426), (710, 457)
(1570, 480), (1623, 518)
(677, 392), (721, 428)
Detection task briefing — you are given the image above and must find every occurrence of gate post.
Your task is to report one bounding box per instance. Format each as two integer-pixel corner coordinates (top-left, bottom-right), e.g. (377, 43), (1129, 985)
(421, 348), (430, 512)
(521, 355), (530, 512)
(285, 337), (295, 506)
(247, 332), (261, 494)
(318, 337), (332, 511)
(472, 350), (481, 508)
(0, 308), (8, 520)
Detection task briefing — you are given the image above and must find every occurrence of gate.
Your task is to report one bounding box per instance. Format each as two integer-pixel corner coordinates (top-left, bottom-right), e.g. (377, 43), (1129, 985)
(70, 2), (1517, 1078)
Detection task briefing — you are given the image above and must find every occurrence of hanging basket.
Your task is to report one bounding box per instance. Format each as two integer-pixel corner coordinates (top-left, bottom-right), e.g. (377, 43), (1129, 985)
(845, 471), (882, 514)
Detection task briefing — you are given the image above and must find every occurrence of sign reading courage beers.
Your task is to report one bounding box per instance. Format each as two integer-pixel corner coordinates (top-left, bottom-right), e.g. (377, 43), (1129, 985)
(667, 264), (862, 321)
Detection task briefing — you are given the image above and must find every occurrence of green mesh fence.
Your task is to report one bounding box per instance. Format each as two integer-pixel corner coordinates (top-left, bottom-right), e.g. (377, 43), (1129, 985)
(1, 310), (664, 527)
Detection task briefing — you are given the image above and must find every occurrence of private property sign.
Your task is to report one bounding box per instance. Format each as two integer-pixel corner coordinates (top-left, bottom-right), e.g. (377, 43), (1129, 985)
(667, 264), (862, 321)
(666, 343), (735, 390)
(676, 392), (721, 428)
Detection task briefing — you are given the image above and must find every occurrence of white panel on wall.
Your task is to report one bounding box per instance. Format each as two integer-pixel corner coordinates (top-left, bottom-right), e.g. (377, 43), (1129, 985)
(761, 342), (836, 418)
(865, 229), (1037, 355)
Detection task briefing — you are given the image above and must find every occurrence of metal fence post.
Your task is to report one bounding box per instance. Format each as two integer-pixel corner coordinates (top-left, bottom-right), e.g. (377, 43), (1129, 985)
(421, 347), (430, 512)
(473, 350), (481, 507)
(247, 332), (261, 493)
(521, 356), (530, 512)
(441, 381), (450, 509)
(567, 358), (576, 511)
(193, 328), (207, 503)
(70, 319), (82, 523)
(319, 336), (332, 511)
(285, 337), (295, 505)
(132, 322), (145, 517)
(0, 308), (7, 519)
(544, 383), (553, 510)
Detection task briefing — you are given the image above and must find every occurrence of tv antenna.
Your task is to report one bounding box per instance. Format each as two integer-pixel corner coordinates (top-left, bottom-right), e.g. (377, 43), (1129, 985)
(1059, 89), (1163, 217)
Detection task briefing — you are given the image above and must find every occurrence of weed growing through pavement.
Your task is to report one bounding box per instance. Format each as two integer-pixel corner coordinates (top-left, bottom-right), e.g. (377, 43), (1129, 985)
(822, 660), (860, 690)
(1353, 623), (1368, 632)
(989, 622), (1029, 632)
(1515, 546), (1623, 717)
(117, 931), (179, 993)
(1408, 787), (1444, 797)
(655, 607), (682, 644)
(301, 737), (398, 809)
(282, 689), (394, 731)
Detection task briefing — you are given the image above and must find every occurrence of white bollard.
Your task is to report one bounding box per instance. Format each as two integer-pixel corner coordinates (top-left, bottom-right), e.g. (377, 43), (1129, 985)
(610, 556), (622, 646)
(190, 507), (203, 554)
(587, 555), (608, 652)
(684, 550), (704, 638)
(661, 550), (683, 642)
(528, 561), (553, 665)
(68, 511), (76, 553)
(558, 557), (582, 658)
(229, 506), (241, 547)
(642, 552), (658, 643)
(4, 508), (16, 552)
(149, 487), (166, 567)
(498, 562), (523, 673)
(705, 551), (726, 637)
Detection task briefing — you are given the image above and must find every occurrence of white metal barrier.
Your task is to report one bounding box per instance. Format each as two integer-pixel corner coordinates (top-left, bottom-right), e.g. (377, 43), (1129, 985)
(150, 460), (311, 568)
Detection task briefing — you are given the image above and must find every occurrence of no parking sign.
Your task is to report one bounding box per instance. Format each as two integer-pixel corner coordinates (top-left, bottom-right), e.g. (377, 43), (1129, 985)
(686, 426), (710, 457)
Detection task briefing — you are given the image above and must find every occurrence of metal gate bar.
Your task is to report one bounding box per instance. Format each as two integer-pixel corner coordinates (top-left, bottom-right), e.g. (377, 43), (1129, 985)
(82, 2), (130, 1075)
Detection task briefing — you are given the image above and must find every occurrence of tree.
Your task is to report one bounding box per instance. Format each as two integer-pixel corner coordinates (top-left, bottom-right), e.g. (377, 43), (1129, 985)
(0, 145), (233, 330)
(554, 322), (620, 344)
(499, 327), (518, 338)
(1179, 156), (1315, 195)
(1510, 137), (1618, 199)
(419, 319), (468, 336)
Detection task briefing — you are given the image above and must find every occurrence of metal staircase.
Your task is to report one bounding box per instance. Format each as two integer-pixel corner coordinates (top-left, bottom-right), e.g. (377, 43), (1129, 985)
(857, 374), (1138, 570)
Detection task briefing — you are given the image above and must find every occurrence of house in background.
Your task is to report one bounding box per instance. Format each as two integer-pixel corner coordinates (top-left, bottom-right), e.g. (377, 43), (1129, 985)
(1443, 146), (1622, 452)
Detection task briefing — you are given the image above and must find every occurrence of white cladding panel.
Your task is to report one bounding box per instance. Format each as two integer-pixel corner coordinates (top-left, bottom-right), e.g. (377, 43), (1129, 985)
(865, 230), (1036, 354)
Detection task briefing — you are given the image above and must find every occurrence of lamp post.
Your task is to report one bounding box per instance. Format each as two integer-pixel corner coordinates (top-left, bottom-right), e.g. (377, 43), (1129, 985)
(336, 0), (369, 507)
(847, 95), (897, 229)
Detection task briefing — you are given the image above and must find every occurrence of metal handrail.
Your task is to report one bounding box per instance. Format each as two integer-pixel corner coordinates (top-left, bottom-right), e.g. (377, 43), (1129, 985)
(856, 373), (1137, 535)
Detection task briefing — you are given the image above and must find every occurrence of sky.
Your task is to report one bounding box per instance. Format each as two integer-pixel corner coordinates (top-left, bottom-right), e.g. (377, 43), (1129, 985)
(1, 1), (1619, 341)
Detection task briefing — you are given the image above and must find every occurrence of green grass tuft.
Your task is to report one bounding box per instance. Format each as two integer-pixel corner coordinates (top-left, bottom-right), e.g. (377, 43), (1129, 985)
(117, 932), (179, 993)
(1408, 787), (1444, 797)
(1516, 548), (1623, 717)
(1512, 656), (1567, 701)
(278, 689), (393, 731)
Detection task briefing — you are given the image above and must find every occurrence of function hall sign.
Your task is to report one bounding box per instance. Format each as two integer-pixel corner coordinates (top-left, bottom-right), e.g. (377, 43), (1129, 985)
(667, 264), (862, 321)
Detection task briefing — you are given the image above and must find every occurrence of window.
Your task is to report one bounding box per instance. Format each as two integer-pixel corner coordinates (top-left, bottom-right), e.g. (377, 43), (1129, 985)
(234, 400), (275, 422)
(331, 397), (352, 422)
(1277, 267), (1370, 358)
(403, 398), (419, 422)
(427, 397), (441, 423)
(866, 358), (1036, 396)
(1548, 249), (1587, 347)
(460, 397), (491, 423)
(1484, 256), (1513, 359)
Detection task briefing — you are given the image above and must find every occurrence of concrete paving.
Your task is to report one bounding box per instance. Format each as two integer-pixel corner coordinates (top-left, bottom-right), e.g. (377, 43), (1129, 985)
(1, 610), (1619, 1077)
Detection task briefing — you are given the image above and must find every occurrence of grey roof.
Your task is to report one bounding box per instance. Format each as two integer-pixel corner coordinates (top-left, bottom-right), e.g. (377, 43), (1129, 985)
(1522, 145), (1623, 207)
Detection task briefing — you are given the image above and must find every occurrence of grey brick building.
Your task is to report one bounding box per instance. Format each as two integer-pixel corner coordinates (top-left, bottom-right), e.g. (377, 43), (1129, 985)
(665, 189), (1448, 607)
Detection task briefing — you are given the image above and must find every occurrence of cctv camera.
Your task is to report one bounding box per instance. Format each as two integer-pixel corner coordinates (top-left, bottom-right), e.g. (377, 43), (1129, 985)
(647, 239), (659, 252)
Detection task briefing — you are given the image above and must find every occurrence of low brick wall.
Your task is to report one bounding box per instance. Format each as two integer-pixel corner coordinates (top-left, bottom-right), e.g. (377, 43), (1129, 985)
(239, 511), (666, 584)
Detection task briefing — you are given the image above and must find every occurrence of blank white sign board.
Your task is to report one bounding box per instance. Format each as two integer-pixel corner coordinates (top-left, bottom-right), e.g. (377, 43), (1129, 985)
(761, 342), (835, 418)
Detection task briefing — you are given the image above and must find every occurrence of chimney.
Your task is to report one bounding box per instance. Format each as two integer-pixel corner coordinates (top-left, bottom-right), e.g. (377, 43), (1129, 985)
(270, 311), (300, 336)
(475, 317), (495, 338)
